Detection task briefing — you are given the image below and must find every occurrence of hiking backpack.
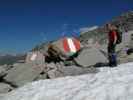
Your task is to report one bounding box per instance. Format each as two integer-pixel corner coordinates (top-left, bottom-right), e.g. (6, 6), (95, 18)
(116, 29), (122, 44)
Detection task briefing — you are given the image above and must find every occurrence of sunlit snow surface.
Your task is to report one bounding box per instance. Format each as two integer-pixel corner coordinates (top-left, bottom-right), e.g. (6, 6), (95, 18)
(1, 62), (133, 100)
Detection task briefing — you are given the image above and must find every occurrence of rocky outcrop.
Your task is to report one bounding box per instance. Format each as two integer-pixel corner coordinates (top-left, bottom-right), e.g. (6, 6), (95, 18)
(80, 11), (133, 45)
(0, 83), (13, 93)
(75, 47), (108, 67)
(4, 63), (45, 87)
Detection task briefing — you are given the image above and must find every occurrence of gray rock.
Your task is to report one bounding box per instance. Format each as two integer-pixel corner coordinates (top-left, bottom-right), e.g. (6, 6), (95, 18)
(47, 65), (97, 79)
(61, 65), (97, 76)
(0, 67), (7, 78)
(39, 63), (57, 74)
(75, 47), (108, 67)
(0, 83), (13, 93)
(46, 63), (56, 70)
(47, 62), (67, 79)
(26, 51), (45, 65)
(48, 69), (63, 79)
(46, 62), (67, 79)
(34, 73), (48, 81)
(4, 65), (14, 71)
(4, 63), (44, 87)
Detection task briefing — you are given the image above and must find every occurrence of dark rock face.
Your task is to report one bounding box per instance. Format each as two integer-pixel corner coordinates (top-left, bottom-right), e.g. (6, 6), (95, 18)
(4, 63), (45, 87)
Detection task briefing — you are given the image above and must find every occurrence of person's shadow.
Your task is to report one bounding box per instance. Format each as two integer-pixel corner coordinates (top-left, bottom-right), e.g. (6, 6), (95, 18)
(93, 62), (109, 67)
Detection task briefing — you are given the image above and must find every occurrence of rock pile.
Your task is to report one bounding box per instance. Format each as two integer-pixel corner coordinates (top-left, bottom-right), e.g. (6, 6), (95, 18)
(0, 45), (106, 93)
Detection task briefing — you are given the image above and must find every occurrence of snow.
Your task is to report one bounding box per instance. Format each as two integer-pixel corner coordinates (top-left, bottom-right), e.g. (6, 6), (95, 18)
(30, 53), (37, 61)
(80, 26), (98, 33)
(1, 62), (133, 100)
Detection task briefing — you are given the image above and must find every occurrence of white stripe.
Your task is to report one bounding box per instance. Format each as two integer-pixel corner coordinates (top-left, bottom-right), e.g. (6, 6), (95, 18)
(30, 53), (37, 61)
(67, 38), (76, 53)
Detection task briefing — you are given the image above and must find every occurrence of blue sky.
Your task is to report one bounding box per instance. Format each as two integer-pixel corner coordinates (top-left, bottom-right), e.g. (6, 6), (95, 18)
(0, 0), (132, 54)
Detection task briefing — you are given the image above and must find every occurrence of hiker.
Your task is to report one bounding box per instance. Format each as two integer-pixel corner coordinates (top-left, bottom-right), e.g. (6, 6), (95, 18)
(106, 24), (119, 67)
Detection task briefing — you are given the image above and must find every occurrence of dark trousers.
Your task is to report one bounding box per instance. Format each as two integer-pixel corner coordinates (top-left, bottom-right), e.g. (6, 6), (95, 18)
(108, 43), (117, 66)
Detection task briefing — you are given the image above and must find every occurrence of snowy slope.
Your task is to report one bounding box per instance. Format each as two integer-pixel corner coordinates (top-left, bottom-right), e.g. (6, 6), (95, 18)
(1, 62), (133, 100)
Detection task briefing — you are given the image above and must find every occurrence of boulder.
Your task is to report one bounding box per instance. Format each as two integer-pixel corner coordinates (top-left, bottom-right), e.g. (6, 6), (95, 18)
(4, 63), (45, 87)
(47, 69), (63, 79)
(75, 47), (108, 67)
(0, 83), (13, 93)
(0, 66), (7, 78)
(46, 62), (64, 79)
(45, 63), (57, 70)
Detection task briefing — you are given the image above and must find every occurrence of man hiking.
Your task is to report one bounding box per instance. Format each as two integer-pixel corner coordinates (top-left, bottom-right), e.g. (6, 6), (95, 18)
(106, 24), (119, 67)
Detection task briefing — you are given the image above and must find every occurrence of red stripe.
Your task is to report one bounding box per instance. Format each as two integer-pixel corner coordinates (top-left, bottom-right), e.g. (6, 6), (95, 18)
(72, 38), (80, 51)
(63, 38), (70, 52)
